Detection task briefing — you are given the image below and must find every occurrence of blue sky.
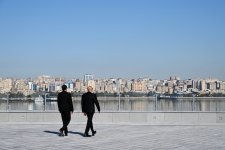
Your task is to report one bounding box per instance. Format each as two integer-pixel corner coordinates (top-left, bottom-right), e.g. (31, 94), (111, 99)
(0, 0), (225, 80)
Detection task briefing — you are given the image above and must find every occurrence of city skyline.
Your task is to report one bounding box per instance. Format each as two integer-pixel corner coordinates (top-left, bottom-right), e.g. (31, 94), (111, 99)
(0, 0), (225, 80)
(1, 74), (225, 96)
(0, 74), (223, 81)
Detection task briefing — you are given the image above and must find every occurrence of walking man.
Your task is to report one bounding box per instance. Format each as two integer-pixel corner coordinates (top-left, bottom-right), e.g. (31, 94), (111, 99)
(81, 86), (100, 137)
(57, 85), (74, 136)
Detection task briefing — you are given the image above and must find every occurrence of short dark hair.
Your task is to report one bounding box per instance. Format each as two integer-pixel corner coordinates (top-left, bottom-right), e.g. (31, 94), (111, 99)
(62, 85), (67, 91)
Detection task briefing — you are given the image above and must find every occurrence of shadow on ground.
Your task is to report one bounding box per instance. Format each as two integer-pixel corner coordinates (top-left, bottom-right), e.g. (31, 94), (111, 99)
(44, 131), (83, 137)
(68, 131), (84, 136)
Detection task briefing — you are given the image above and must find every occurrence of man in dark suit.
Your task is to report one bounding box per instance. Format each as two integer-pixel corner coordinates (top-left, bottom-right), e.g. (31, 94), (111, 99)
(81, 86), (100, 137)
(57, 85), (74, 136)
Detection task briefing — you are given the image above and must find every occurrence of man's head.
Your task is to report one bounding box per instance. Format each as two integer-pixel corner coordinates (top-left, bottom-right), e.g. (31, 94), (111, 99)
(87, 86), (93, 92)
(62, 85), (67, 91)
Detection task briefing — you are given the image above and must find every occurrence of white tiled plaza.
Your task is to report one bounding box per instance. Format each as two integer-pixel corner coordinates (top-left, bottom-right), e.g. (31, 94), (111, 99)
(0, 124), (225, 150)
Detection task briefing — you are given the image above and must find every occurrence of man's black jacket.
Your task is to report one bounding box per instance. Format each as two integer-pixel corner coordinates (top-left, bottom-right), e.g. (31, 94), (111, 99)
(81, 92), (100, 114)
(57, 91), (74, 112)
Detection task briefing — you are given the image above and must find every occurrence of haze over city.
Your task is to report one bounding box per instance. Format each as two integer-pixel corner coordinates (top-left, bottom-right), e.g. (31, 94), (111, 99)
(0, 0), (225, 80)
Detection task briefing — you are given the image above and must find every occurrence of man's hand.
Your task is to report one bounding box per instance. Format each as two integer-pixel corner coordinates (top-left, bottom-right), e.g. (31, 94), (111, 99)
(83, 113), (87, 116)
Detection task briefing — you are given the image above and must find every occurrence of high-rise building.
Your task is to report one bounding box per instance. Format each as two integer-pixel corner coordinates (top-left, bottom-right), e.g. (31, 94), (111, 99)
(1, 78), (13, 93)
(200, 80), (206, 91)
(132, 80), (145, 92)
(28, 82), (33, 91)
(32, 84), (37, 91)
(88, 80), (96, 91)
(74, 79), (81, 92)
(65, 80), (74, 92)
(222, 82), (225, 91)
(216, 81), (221, 90)
(206, 81), (217, 91)
(83, 74), (94, 86)
(48, 83), (56, 92)
(0, 79), (3, 92)
(15, 80), (28, 93)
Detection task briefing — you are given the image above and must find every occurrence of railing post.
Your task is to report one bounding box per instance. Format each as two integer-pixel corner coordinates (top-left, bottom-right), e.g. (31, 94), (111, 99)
(118, 93), (121, 111)
(7, 94), (9, 111)
(127, 95), (130, 111)
(155, 94), (158, 111)
(44, 93), (47, 111)
(104, 95), (106, 111)
(192, 94), (195, 111)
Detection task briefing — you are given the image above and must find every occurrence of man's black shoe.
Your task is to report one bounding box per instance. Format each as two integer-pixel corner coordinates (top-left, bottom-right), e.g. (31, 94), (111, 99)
(64, 130), (68, 136)
(83, 133), (91, 137)
(92, 131), (96, 136)
(59, 129), (64, 137)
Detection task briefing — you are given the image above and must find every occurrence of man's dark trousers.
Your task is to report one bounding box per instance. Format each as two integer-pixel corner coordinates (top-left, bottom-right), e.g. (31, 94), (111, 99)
(60, 111), (71, 134)
(85, 113), (94, 134)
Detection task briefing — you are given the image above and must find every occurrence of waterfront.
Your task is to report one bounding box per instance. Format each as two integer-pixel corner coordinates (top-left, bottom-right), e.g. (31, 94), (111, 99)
(1, 97), (225, 112)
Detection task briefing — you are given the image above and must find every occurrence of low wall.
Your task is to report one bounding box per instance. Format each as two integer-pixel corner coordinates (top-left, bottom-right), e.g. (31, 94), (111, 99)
(1, 112), (225, 125)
